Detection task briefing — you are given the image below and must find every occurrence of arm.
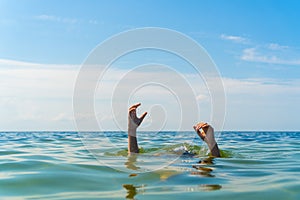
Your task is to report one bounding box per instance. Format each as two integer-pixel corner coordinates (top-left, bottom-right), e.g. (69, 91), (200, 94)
(128, 103), (147, 154)
(193, 122), (221, 157)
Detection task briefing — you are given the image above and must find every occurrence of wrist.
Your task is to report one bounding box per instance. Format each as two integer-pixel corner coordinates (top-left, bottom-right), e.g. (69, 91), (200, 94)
(128, 127), (137, 136)
(210, 143), (221, 157)
(128, 131), (139, 153)
(205, 138), (217, 150)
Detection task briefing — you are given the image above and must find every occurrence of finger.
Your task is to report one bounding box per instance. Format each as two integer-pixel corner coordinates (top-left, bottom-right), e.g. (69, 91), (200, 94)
(200, 128), (206, 135)
(193, 125), (198, 131)
(196, 122), (204, 127)
(194, 125), (203, 134)
(129, 110), (136, 118)
(195, 123), (204, 129)
(129, 107), (136, 113)
(199, 129), (206, 139)
(201, 125), (209, 129)
(139, 112), (147, 121)
(199, 123), (209, 128)
(129, 103), (141, 110)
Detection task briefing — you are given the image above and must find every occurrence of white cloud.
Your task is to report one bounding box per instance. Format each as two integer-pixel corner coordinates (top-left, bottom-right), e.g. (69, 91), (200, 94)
(267, 43), (289, 50)
(196, 94), (209, 101)
(35, 15), (60, 21)
(0, 58), (299, 131)
(52, 113), (74, 121)
(222, 77), (300, 130)
(0, 58), (41, 67)
(0, 59), (78, 130)
(0, 58), (78, 69)
(34, 15), (99, 25)
(223, 77), (300, 95)
(241, 48), (300, 65)
(220, 34), (247, 44)
(221, 35), (300, 66)
(88, 19), (98, 25)
(92, 66), (210, 131)
(35, 15), (79, 24)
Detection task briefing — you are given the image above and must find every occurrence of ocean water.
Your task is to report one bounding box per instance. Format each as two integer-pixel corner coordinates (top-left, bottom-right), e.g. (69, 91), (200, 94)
(0, 131), (300, 200)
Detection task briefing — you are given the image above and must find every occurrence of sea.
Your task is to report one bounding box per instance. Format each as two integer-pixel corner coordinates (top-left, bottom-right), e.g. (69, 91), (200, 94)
(0, 131), (299, 200)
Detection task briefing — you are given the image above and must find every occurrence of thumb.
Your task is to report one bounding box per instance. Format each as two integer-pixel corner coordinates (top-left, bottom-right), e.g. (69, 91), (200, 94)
(139, 112), (147, 121)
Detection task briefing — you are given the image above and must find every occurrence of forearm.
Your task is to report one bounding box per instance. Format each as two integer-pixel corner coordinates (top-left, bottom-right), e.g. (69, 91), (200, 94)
(209, 143), (221, 157)
(128, 129), (139, 153)
(203, 127), (221, 157)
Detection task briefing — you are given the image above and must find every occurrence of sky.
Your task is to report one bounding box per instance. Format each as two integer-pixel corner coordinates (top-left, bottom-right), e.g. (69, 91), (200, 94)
(0, 0), (300, 131)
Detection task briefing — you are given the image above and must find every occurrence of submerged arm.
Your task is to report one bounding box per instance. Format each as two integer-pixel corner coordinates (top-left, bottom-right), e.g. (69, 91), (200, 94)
(128, 129), (139, 153)
(128, 103), (147, 154)
(193, 123), (221, 157)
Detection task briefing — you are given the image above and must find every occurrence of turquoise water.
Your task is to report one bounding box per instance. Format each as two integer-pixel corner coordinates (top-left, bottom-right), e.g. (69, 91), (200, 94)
(0, 131), (300, 199)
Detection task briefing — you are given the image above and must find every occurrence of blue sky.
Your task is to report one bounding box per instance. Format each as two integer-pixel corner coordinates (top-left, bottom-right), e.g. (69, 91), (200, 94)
(0, 0), (300, 131)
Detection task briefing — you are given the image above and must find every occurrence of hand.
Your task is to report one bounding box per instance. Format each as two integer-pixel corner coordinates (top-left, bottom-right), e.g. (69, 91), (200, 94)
(193, 122), (210, 140)
(193, 122), (216, 148)
(128, 103), (147, 131)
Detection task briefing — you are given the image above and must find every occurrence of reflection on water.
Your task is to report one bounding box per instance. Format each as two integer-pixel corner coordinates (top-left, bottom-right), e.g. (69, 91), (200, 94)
(123, 184), (138, 199)
(199, 184), (222, 191)
(192, 165), (215, 177)
(0, 132), (300, 200)
(125, 154), (140, 170)
(123, 149), (222, 199)
(123, 184), (146, 200)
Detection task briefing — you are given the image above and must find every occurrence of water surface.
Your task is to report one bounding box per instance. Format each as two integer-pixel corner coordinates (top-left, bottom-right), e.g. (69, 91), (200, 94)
(0, 131), (299, 199)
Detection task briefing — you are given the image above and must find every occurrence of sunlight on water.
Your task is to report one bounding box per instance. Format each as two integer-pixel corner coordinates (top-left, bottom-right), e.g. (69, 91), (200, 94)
(0, 132), (300, 199)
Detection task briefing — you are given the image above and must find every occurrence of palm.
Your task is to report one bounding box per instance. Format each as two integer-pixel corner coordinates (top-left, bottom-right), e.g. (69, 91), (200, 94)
(128, 103), (147, 128)
(193, 122), (210, 141)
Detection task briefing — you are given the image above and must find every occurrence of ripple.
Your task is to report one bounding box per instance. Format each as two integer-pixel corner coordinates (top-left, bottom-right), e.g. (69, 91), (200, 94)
(0, 131), (299, 199)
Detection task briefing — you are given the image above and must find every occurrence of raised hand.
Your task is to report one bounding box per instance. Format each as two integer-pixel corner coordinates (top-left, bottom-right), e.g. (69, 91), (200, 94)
(193, 122), (220, 157)
(193, 122), (210, 141)
(127, 103), (147, 154)
(128, 103), (147, 131)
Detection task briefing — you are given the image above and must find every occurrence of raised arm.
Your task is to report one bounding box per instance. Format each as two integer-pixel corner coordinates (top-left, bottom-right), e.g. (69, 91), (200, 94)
(128, 103), (147, 154)
(193, 122), (221, 157)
